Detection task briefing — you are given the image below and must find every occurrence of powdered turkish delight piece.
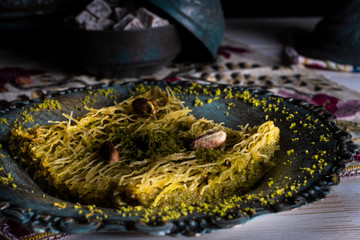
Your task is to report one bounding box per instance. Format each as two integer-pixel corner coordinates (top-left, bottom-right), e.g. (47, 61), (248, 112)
(113, 13), (134, 30)
(150, 18), (169, 28)
(136, 7), (169, 28)
(123, 17), (144, 30)
(114, 7), (128, 21)
(75, 10), (97, 26)
(113, 14), (144, 31)
(86, 0), (112, 19)
(84, 20), (103, 31)
(98, 18), (114, 30)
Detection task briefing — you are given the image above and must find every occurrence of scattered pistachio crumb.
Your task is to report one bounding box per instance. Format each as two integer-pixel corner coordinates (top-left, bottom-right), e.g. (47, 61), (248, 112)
(194, 97), (203, 107)
(0, 118), (10, 126)
(30, 99), (61, 111)
(287, 149), (295, 155)
(54, 202), (67, 209)
(319, 134), (329, 142)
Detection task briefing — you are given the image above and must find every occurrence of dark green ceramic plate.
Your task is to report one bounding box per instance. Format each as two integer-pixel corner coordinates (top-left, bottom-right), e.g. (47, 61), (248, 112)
(0, 80), (355, 236)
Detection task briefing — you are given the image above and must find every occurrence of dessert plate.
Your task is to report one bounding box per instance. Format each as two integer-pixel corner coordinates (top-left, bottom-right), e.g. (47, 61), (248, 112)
(0, 80), (355, 236)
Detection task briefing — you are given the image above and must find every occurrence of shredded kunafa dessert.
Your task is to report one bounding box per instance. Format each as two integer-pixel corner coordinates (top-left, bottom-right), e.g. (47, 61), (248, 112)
(9, 87), (280, 209)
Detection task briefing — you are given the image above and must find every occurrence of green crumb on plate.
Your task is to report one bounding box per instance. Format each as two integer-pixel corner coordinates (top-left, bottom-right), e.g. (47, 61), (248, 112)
(194, 97), (203, 107)
(0, 118), (9, 126)
(19, 110), (34, 123)
(30, 99), (61, 112)
(90, 89), (116, 97)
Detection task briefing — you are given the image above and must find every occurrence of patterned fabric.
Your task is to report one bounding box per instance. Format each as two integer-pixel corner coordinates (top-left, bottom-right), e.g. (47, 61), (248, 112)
(0, 39), (359, 239)
(285, 46), (360, 73)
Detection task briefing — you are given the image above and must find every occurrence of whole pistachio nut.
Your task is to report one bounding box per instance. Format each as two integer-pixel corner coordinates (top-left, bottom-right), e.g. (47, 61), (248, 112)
(190, 130), (227, 149)
(100, 141), (120, 164)
(132, 98), (157, 115)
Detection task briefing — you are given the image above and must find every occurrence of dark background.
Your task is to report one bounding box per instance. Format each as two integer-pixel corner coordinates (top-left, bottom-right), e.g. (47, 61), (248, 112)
(221, 0), (335, 18)
(0, 0), (338, 58)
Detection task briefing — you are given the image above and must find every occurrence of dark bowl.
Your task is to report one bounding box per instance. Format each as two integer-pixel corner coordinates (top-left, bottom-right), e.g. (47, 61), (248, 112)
(0, 80), (355, 236)
(61, 24), (182, 78)
(289, 0), (360, 66)
(145, 0), (225, 61)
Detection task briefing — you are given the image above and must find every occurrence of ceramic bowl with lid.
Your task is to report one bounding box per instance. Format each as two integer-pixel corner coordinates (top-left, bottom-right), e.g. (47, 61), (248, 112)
(146, 0), (225, 61)
(61, 0), (225, 78)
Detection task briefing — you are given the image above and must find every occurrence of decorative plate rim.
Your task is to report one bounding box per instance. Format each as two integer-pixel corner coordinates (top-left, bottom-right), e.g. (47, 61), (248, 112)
(0, 80), (356, 236)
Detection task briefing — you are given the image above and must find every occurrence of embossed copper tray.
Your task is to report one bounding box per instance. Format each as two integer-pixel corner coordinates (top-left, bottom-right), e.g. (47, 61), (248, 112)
(0, 80), (355, 236)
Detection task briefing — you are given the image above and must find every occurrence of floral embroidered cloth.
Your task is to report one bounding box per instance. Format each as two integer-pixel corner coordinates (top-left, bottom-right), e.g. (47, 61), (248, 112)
(0, 39), (359, 239)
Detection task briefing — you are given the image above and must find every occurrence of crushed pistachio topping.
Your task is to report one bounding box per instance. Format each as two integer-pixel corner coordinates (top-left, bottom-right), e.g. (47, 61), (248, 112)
(194, 96), (203, 107)
(0, 171), (14, 186)
(80, 96), (94, 107)
(54, 202), (67, 209)
(19, 110), (34, 123)
(89, 89), (116, 97)
(0, 118), (9, 126)
(30, 99), (61, 112)
(319, 134), (329, 142)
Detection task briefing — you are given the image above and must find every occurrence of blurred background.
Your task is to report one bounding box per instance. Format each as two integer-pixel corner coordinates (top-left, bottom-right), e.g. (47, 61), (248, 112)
(0, 0), (345, 77)
(0, 0), (334, 50)
(221, 0), (334, 18)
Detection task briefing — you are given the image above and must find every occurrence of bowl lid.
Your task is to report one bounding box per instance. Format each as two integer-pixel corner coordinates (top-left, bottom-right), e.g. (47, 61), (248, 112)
(145, 0), (225, 61)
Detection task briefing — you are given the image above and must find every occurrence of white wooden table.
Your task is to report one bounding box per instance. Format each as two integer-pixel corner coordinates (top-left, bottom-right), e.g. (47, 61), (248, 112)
(45, 18), (360, 240)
